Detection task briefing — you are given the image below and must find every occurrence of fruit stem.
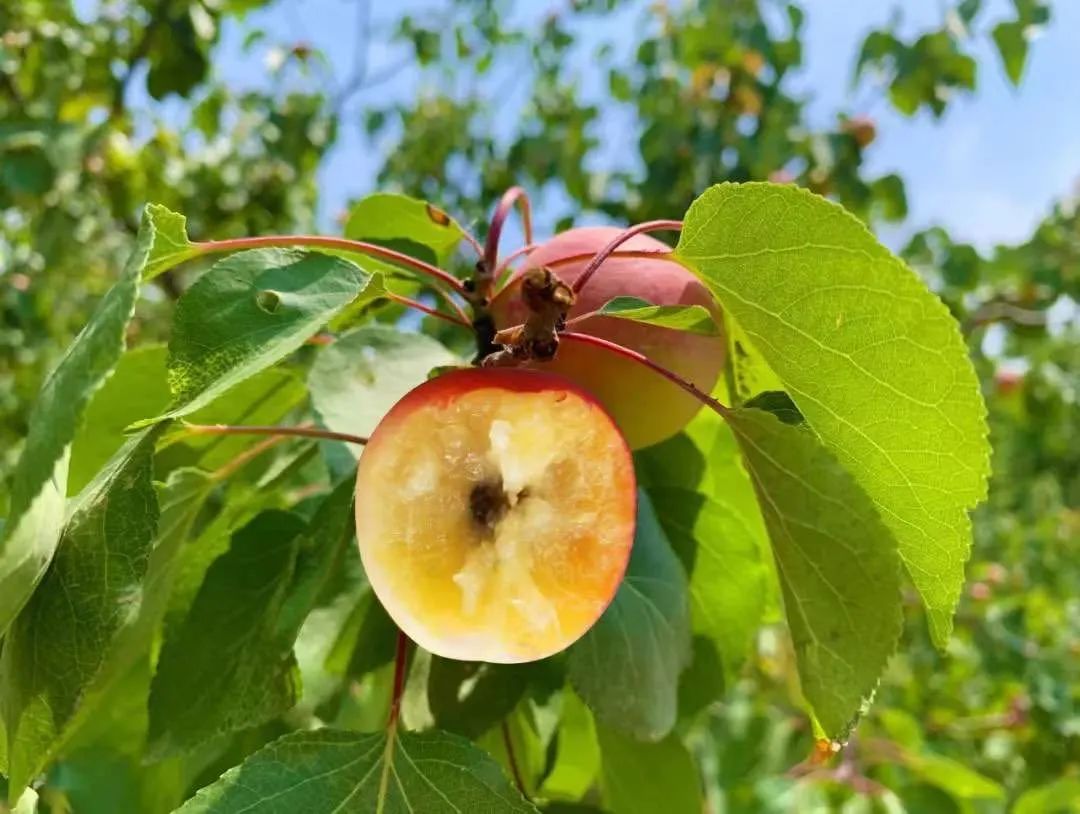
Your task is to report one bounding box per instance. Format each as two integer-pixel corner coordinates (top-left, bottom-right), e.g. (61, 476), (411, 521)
(388, 630), (411, 727)
(569, 220), (683, 296)
(501, 720), (530, 800)
(561, 331), (730, 416)
(386, 292), (472, 328)
(483, 186), (534, 287)
(181, 423), (369, 446)
(195, 234), (468, 295)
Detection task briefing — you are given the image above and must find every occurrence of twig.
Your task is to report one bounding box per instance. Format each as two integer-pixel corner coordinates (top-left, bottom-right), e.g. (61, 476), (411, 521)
(181, 423), (369, 446)
(501, 720), (530, 800)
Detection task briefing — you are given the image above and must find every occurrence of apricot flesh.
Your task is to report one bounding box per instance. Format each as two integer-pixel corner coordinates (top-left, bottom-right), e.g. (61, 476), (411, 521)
(490, 226), (725, 449)
(354, 367), (636, 663)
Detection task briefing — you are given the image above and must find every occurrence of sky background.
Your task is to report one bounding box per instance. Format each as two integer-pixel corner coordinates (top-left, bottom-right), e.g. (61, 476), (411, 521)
(106, 0), (1080, 254)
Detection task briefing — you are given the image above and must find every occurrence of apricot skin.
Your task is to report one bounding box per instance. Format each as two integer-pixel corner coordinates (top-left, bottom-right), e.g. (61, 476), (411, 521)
(354, 367), (637, 663)
(490, 226), (726, 449)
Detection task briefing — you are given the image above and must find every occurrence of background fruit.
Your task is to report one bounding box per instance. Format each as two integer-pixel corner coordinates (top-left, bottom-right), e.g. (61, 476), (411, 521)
(354, 367), (637, 663)
(490, 226), (726, 449)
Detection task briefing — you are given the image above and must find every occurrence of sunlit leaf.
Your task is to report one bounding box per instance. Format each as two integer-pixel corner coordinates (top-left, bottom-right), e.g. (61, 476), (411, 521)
(677, 182), (989, 646)
(725, 407), (902, 738)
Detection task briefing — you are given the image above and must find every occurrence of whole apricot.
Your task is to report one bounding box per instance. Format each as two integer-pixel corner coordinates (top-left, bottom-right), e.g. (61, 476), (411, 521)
(354, 368), (636, 663)
(490, 226), (725, 449)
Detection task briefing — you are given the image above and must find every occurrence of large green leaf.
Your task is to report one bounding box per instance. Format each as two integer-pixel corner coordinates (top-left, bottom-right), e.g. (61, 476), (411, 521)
(149, 477), (357, 757)
(597, 726), (701, 814)
(0, 206), (154, 635)
(676, 182), (989, 645)
(147, 510), (306, 757)
(645, 488), (767, 679)
(176, 728), (537, 813)
(308, 326), (459, 450)
(568, 491), (691, 741)
(140, 248), (371, 423)
(540, 688), (600, 803)
(725, 407), (902, 738)
(344, 192), (465, 266)
(68, 345), (172, 494)
(0, 430), (160, 799)
(591, 296), (719, 335)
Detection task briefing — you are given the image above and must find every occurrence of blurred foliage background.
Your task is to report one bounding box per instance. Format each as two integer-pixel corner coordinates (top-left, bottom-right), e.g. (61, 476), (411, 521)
(1, 0), (1078, 811)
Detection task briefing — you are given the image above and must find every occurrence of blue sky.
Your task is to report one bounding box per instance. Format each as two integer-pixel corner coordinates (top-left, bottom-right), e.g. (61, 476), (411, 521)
(141, 0), (1080, 252)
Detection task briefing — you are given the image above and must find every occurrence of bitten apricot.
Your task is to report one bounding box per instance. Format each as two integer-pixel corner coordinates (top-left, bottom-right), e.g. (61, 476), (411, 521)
(354, 368), (636, 663)
(490, 226), (725, 449)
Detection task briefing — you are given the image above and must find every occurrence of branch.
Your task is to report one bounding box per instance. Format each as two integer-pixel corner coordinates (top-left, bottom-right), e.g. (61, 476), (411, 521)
(181, 423), (369, 446)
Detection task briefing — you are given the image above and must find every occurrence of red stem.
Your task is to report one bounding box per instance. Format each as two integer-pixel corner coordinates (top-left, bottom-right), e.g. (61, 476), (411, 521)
(483, 187), (533, 287)
(561, 332), (729, 416)
(388, 630), (411, 727)
(386, 292), (471, 327)
(195, 234), (467, 295)
(501, 720), (530, 800)
(182, 423), (369, 446)
(569, 220), (683, 296)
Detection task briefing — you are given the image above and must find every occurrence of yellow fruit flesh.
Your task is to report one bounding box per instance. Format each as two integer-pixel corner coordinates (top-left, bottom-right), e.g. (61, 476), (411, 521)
(356, 386), (635, 663)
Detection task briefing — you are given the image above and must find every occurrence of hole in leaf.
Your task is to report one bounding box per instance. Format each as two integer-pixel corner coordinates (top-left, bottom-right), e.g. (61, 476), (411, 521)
(255, 289), (282, 313)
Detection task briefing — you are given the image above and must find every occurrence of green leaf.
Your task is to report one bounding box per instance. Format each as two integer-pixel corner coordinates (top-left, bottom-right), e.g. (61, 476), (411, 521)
(0, 205), (151, 634)
(992, 20), (1029, 86)
(427, 658), (532, 740)
(591, 296), (719, 336)
(142, 204), (200, 281)
(344, 192), (464, 266)
(901, 750), (1004, 802)
(568, 490), (691, 741)
(175, 728), (537, 813)
(724, 407), (902, 738)
(676, 182), (989, 646)
(597, 726), (701, 814)
(1, 430), (160, 799)
(275, 475), (358, 638)
(645, 487), (767, 680)
(147, 510), (307, 757)
(308, 325), (459, 449)
(160, 367), (307, 471)
(540, 688), (600, 802)
(68, 345), (172, 494)
(1014, 777), (1080, 814)
(140, 249), (370, 424)
(149, 477), (357, 757)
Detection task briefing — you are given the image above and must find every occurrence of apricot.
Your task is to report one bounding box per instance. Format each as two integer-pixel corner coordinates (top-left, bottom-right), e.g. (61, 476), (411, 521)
(354, 367), (636, 663)
(490, 226), (725, 449)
